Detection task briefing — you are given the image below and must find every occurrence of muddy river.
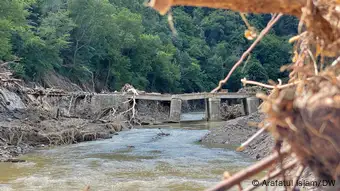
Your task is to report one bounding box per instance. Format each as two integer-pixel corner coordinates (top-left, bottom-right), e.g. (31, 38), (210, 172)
(0, 114), (255, 191)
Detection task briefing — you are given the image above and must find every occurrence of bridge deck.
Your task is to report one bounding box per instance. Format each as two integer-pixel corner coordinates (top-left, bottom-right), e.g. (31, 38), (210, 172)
(26, 90), (253, 101)
(133, 92), (252, 101)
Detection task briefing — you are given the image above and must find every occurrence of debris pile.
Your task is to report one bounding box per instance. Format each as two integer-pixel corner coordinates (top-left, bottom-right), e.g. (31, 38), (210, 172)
(220, 103), (244, 120)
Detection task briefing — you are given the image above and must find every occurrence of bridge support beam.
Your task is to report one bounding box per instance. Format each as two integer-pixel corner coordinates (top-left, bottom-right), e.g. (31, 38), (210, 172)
(208, 98), (221, 121)
(169, 98), (182, 122)
(240, 99), (246, 116)
(245, 97), (260, 115)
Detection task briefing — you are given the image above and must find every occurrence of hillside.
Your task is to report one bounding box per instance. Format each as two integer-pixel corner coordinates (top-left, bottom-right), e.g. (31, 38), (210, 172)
(1, 0), (297, 93)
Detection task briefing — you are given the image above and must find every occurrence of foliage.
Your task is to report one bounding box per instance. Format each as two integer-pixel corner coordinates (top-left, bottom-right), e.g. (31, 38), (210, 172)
(1, 0), (297, 93)
(243, 58), (269, 83)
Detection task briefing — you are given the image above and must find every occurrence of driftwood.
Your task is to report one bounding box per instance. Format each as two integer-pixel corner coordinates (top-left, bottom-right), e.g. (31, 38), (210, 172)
(0, 89), (10, 105)
(94, 84), (140, 129)
(3, 158), (26, 163)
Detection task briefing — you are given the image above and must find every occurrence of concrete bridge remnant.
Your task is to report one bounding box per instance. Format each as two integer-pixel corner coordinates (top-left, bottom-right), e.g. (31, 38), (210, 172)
(160, 92), (259, 122)
(25, 90), (259, 123)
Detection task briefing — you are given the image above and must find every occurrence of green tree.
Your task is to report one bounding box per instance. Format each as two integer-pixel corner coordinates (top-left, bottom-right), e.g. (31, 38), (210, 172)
(0, 0), (32, 59)
(244, 58), (269, 83)
(1, 0), (297, 93)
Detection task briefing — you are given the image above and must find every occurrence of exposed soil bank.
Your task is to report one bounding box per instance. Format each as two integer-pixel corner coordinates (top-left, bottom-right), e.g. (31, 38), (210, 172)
(202, 112), (274, 160)
(0, 107), (128, 162)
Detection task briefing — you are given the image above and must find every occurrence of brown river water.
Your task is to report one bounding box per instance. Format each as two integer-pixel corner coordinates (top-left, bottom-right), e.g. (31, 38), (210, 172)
(0, 113), (256, 191)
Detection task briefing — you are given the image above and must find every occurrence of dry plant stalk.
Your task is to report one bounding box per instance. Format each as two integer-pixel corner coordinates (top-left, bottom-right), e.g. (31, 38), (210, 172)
(292, 165), (305, 190)
(242, 159), (298, 191)
(206, 147), (290, 191)
(263, 68), (340, 180)
(148, 0), (304, 16)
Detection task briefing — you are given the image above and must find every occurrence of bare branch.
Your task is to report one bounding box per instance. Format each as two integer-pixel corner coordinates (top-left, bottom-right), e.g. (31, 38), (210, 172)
(307, 49), (318, 75)
(331, 56), (340, 66)
(0, 89), (11, 106)
(205, 147), (290, 191)
(0, 58), (21, 67)
(241, 78), (311, 90)
(237, 124), (268, 152)
(149, 0), (335, 44)
(148, 0), (304, 16)
(292, 165), (305, 190)
(243, 159), (298, 191)
(211, 14), (282, 93)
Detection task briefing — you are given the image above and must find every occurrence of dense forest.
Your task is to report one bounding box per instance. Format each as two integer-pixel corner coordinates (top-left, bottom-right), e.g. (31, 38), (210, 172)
(1, 0), (298, 93)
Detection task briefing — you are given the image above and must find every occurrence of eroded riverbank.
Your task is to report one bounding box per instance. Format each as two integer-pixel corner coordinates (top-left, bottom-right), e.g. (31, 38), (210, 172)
(202, 112), (274, 160)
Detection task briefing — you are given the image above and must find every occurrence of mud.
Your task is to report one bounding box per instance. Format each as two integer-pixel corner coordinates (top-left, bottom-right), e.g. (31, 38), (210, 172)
(0, 107), (126, 162)
(202, 112), (273, 160)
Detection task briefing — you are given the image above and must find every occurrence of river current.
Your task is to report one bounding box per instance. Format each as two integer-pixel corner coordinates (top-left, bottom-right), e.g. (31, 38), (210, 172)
(0, 113), (254, 191)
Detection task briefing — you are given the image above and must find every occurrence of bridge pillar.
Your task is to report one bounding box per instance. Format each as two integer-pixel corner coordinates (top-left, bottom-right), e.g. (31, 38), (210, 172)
(245, 97), (260, 115)
(240, 99), (246, 115)
(204, 99), (209, 120)
(208, 98), (221, 121)
(169, 98), (182, 122)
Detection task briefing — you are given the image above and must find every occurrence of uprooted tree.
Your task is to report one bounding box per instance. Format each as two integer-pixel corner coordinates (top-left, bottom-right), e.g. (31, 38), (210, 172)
(149, 0), (340, 190)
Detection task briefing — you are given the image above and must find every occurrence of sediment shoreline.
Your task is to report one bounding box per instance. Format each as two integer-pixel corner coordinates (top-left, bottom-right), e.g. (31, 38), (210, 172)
(0, 107), (126, 162)
(202, 112), (274, 160)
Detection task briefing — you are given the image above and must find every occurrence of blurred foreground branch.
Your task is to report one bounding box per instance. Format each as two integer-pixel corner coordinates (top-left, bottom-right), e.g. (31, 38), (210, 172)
(148, 0), (304, 16)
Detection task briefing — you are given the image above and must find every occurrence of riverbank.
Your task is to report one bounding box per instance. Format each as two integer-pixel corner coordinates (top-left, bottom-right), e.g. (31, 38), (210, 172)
(202, 112), (274, 160)
(0, 107), (128, 162)
(0, 77), (164, 162)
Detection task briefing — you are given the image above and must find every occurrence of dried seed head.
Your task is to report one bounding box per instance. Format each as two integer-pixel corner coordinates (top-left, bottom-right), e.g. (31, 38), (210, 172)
(148, 0), (172, 15)
(244, 28), (257, 40)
